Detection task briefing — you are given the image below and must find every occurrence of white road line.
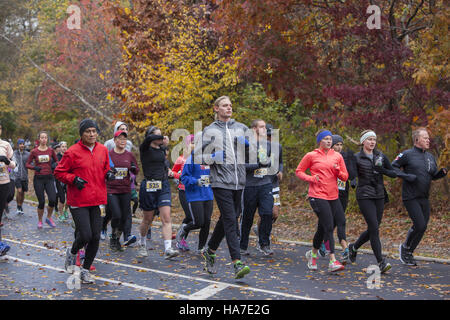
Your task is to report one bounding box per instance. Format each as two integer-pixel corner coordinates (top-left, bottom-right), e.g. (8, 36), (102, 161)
(4, 254), (190, 299)
(4, 238), (318, 300)
(188, 283), (229, 300)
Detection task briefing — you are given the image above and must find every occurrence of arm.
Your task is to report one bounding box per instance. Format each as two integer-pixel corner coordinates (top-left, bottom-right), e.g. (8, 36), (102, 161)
(391, 152), (416, 181)
(343, 151), (357, 181)
(130, 153), (139, 175)
(180, 157), (200, 187)
(25, 150), (36, 170)
(336, 154), (349, 181)
(171, 158), (184, 179)
(54, 151), (76, 185)
(295, 153), (316, 183)
(380, 154), (397, 178)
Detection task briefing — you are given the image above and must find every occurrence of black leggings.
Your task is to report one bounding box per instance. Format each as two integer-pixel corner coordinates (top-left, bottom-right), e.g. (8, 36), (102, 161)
(70, 206), (102, 270)
(309, 198), (344, 254)
(34, 175), (56, 209)
(107, 193), (131, 233)
(6, 180), (15, 203)
(0, 183), (9, 223)
(403, 198), (430, 252)
(354, 198), (384, 263)
(179, 189), (192, 225)
(183, 200), (213, 250)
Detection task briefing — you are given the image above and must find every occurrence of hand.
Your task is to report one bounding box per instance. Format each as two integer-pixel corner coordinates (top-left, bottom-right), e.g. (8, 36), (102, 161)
(197, 178), (203, 186)
(277, 172), (283, 182)
(235, 136), (249, 146)
(442, 168), (448, 175)
(163, 136), (169, 146)
(73, 176), (88, 190)
(34, 166), (42, 172)
(212, 150), (225, 162)
(0, 156), (10, 165)
(106, 170), (116, 181)
(130, 162), (137, 174)
(168, 169), (174, 178)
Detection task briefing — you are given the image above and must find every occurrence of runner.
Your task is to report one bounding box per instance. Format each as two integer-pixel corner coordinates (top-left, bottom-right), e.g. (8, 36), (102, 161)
(392, 128), (448, 266)
(295, 129), (348, 272)
(347, 130), (396, 273)
(318, 134), (357, 262)
(194, 95), (251, 279)
(240, 119), (275, 256)
(104, 121), (134, 152)
(174, 134), (194, 251)
(55, 119), (114, 284)
(106, 130), (139, 252)
(136, 126), (178, 259)
(54, 141), (69, 221)
(13, 139), (30, 215)
(179, 133), (214, 253)
(25, 131), (58, 229)
(0, 122), (16, 255)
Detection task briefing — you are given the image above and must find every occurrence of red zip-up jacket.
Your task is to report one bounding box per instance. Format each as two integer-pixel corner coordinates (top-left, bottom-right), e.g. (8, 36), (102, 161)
(54, 140), (110, 207)
(296, 148), (348, 201)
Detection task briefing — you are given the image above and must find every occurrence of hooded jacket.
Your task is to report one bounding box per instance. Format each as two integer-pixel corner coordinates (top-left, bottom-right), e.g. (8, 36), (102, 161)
(104, 121), (134, 152)
(194, 119), (249, 190)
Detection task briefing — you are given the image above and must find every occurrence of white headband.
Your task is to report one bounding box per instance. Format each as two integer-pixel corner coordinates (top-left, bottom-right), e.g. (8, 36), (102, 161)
(360, 131), (376, 144)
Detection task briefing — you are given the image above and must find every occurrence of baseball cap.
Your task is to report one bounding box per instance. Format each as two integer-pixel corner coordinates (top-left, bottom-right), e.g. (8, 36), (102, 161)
(114, 130), (128, 138)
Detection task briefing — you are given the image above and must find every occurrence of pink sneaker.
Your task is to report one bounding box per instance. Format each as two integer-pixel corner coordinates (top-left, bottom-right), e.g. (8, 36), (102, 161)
(45, 218), (56, 228)
(306, 250), (318, 270)
(176, 238), (190, 252)
(37, 221), (43, 229)
(328, 260), (345, 272)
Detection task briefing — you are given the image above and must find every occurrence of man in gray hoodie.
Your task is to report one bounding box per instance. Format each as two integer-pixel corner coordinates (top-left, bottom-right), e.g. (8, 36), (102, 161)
(194, 95), (252, 279)
(104, 121), (134, 152)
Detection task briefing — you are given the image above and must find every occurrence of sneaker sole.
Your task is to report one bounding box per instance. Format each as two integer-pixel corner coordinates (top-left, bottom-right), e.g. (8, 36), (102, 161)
(202, 253), (217, 274)
(329, 265), (345, 272)
(164, 252), (179, 260)
(398, 244), (415, 265)
(124, 238), (137, 246)
(235, 266), (250, 279)
(381, 264), (392, 274)
(0, 247), (10, 256)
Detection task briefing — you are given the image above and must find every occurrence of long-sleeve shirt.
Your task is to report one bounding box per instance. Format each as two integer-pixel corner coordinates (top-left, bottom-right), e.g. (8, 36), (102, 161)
(180, 154), (214, 202)
(26, 147), (58, 176)
(0, 139), (16, 185)
(172, 155), (187, 191)
(296, 148), (349, 201)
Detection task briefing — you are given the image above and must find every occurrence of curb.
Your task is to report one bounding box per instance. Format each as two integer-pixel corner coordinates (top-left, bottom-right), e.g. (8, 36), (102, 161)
(22, 199), (450, 264)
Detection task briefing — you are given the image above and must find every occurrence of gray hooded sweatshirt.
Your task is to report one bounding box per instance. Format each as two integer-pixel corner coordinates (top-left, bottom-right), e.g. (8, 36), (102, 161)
(104, 121), (134, 152)
(194, 119), (250, 190)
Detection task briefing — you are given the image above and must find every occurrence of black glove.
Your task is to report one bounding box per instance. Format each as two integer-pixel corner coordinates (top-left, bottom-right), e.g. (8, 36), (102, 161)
(106, 169), (116, 181)
(0, 156), (10, 165)
(374, 165), (386, 174)
(130, 162), (137, 174)
(351, 178), (357, 189)
(34, 166), (42, 172)
(73, 176), (88, 190)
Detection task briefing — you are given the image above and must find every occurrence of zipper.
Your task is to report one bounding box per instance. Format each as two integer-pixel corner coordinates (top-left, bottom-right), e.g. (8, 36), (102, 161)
(226, 122), (239, 190)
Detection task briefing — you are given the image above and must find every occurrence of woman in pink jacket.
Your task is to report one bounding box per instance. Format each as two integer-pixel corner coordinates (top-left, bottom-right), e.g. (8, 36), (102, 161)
(296, 129), (349, 272)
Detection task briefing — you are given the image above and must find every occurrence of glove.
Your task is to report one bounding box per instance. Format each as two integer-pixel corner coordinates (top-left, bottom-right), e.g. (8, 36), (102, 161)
(0, 156), (10, 165)
(197, 178), (204, 186)
(211, 150), (225, 162)
(130, 162), (137, 174)
(374, 165), (386, 174)
(350, 178), (357, 189)
(106, 169), (116, 181)
(73, 176), (88, 190)
(34, 166), (42, 172)
(235, 136), (249, 147)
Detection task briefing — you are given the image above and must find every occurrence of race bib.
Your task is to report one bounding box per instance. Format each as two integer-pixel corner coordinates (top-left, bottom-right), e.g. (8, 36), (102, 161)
(254, 168), (268, 178)
(38, 155), (50, 163)
(200, 165), (210, 170)
(0, 163), (7, 177)
(146, 180), (162, 192)
(115, 167), (128, 180)
(200, 175), (210, 187)
(273, 193), (281, 206)
(337, 178), (346, 191)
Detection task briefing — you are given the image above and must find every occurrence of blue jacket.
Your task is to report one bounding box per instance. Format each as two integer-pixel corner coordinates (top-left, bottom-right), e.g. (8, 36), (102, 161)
(181, 154), (214, 202)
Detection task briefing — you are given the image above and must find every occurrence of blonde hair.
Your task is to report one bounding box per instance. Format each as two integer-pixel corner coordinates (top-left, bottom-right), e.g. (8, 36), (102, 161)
(213, 96), (231, 107)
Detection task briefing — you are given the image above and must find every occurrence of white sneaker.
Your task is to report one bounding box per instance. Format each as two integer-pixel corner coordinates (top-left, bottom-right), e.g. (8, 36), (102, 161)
(137, 244), (148, 257)
(164, 247), (179, 260)
(80, 268), (95, 284)
(305, 250), (318, 270)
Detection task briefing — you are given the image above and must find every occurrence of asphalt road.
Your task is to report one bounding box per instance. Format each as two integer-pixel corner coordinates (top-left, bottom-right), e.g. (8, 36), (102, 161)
(0, 201), (448, 302)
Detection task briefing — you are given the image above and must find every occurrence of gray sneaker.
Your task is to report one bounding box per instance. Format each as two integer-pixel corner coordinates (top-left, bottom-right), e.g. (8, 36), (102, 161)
(80, 268), (95, 284)
(201, 248), (217, 274)
(164, 247), (179, 260)
(240, 248), (250, 256)
(175, 224), (186, 243)
(64, 248), (77, 273)
(260, 245), (274, 256)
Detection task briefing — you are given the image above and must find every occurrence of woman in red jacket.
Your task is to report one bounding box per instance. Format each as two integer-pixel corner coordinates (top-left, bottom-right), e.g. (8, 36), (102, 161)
(296, 129), (349, 272)
(54, 119), (114, 284)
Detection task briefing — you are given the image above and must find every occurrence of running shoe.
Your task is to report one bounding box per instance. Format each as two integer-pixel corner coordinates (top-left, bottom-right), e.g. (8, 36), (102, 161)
(110, 237), (124, 252)
(234, 260), (250, 279)
(164, 247), (179, 260)
(201, 248), (217, 274)
(89, 265), (96, 272)
(176, 238), (190, 252)
(240, 248), (250, 256)
(259, 245), (274, 256)
(328, 260), (345, 272)
(136, 244), (148, 257)
(318, 243), (327, 258)
(63, 210), (69, 220)
(123, 235), (137, 247)
(379, 259), (392, 274)
(305, 250), (318, 270)
(3, 206), (10, 219)
(64, 248), (77, 273)
(80, 268), (95, 284)
(16, 206), (24, 215)
(37, 221), (43, 229)
(146, 227), (152, 240)
(341, 247), (349, 265)
(0, 241), (10, 256)
(100, 229), (107, 240)
(175, 224), (186, 243)
(348, 243), (357, 263)
(45, 218), (56, 228)
(399, 244), (415, 266)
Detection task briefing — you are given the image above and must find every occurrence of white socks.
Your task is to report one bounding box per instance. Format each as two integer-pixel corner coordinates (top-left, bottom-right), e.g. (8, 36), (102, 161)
(164, 240), (172, 251)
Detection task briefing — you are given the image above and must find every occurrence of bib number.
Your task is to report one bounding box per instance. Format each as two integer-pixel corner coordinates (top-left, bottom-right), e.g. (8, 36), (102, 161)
(273, 193), (281, 206)
(0, 163), (7, 177)
(254, 168), (268, 178)
(38, 155), (50, 163)
(146, 180), (162, 192)
(115, 167), (128, 180)
(200, 175), (210, 187)
(337, 178), (346, 191)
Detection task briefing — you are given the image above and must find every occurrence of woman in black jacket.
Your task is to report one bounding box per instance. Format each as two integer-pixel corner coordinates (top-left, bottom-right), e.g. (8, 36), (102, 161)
(348, 130), (396, 273)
